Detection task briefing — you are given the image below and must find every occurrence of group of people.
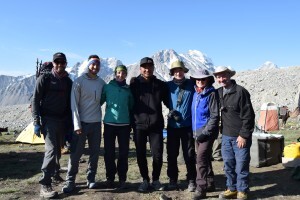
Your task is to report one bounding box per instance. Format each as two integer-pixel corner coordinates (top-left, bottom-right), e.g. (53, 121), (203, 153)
(32, 52), (255, 200)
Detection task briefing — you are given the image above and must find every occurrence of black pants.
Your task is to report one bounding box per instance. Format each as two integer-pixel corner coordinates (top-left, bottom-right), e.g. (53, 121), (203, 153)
(104, 124), (131, 182)
(134, 129), (163, 182)
(167, 126), (196, 182)
(195, 137), (215, 191)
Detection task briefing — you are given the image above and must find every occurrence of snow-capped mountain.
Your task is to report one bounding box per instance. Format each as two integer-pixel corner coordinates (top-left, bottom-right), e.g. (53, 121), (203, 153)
(0, 49), (214, 106)
(67, 57), (123, 83)
(126, 49), (214, 82)
(258, 61), (279, 70)
(0, 75), (35, 106)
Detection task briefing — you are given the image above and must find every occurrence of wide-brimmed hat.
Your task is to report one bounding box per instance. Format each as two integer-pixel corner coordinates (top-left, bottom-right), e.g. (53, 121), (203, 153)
(213, 66), (236, 77)
(190, 69), (213, 79)
(169, 60), (189, 75)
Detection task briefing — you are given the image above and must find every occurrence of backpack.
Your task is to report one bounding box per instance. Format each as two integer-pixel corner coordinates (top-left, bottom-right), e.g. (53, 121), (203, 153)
(29, 60), (53, 109)
(36, 60), (53, 79)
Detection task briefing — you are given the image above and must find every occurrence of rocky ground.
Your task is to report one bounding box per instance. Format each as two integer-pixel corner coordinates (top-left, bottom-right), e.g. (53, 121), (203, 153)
(0, 104), (32, 132)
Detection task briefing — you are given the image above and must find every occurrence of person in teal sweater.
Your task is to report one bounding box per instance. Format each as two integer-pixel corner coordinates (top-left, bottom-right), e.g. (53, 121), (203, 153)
(101, 65), (134, 189)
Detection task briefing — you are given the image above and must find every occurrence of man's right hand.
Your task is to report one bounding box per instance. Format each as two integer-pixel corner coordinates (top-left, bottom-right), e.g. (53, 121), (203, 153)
(75, 129), (82, 135)
(34, 124), (41, 138)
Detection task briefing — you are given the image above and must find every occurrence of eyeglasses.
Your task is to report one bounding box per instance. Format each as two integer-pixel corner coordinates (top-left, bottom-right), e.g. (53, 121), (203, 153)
(54, 60), (66, 65)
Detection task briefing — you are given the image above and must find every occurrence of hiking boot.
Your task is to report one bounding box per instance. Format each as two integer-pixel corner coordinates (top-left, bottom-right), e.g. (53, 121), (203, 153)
(237, 191), (248, 200)
(152, 180), (165, 191)
(193, 190), (206, 200)
(138, 180), (149, 192)
(62, 181), (76, 193)
(167, 179), (178, 190)
(118, 180), (127, 190)
(187, 181), (196, 192)
(105, 180), (115, 188)
(40, 185), (58, 198)
(87, 181), (98, 189)
(219, 189), (238, 199)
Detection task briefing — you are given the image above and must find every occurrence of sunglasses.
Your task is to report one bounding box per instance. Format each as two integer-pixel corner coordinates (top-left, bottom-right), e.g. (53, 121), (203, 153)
(54, 60), (67, 65)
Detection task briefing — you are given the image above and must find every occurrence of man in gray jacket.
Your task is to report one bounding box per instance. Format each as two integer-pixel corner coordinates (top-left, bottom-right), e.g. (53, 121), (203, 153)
(62, 55), (106, 193)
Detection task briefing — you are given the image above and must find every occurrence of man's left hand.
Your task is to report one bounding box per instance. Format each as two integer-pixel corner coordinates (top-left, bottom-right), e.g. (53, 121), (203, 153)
(236, 136), (246, 148)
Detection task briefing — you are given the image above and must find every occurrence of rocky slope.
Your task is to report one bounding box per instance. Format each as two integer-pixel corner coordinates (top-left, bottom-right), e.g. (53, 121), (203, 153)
(234, 66), (300, 113)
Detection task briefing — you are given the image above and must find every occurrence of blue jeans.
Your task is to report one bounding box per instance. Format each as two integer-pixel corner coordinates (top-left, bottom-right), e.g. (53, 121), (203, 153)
(221, 135), (252, 192)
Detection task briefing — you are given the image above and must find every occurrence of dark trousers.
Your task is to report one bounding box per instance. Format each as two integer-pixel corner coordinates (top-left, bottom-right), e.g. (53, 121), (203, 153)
(167, 126), (196, 182)
(134, 129), (163, 182)
(39, 118), (65, 185)
(104, 124), (131, 182)
(195, 137), (215, 192)
(66, 122), (101, 183)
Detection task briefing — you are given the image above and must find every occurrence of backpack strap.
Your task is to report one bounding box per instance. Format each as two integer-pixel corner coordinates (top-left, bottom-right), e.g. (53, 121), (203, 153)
(41, 73), (52, 98)
(218, 88), (225, 110)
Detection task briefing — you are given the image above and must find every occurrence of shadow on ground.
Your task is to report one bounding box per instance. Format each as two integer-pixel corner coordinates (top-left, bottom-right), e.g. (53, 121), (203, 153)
(250, 167), (300, 199)
(0, 151), (44, 180)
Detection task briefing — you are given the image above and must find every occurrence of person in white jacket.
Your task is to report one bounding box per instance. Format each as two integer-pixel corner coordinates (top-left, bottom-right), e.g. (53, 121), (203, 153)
(62, 55), (106, 193)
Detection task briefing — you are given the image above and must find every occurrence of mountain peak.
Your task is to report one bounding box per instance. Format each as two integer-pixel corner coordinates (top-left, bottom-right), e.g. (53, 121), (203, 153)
(0, 49), (215, 105)
(258, 61), (279, 70)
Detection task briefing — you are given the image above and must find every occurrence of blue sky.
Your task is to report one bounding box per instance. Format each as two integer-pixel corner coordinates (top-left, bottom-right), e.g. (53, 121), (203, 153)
(0, 0), (299, 76)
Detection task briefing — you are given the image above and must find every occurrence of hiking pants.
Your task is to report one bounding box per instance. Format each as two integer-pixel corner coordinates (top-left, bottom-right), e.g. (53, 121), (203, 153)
(195, 137), (215, 192)
(39, 118), (64, 185)
(134, 129), (163, 182)
(103, 124), (131, 182)
(222, 135), (252, 192)
(66, 122), (101, 183)
(167, 126), (196, 182)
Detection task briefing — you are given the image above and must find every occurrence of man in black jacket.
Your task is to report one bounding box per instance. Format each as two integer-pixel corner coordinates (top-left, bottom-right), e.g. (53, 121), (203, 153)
(130, 57), (169, 192)
(213, 66), (255, 200)
(32, 52), (73, 198)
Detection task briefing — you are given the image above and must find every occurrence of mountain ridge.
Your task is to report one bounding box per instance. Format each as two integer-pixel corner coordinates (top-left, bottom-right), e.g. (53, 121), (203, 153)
(1, 49), (300, 131)
(0, 49), (299, 112)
